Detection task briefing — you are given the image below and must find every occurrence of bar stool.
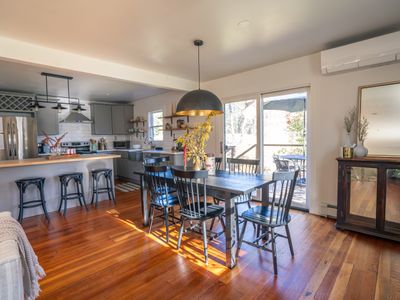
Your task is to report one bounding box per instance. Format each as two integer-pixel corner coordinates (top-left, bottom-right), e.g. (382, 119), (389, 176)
(15, 177), (49, 223)
(58, 172), (87, 216)
(90, 168), (116, 208)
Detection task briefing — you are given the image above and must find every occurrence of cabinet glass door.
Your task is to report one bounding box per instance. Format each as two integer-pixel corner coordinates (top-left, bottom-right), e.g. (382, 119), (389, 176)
(385, 169), (400, 235)
(349, 167), (377, 228)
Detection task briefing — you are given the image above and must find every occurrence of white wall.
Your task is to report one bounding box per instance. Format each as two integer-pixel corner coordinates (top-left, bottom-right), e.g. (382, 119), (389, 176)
(131, 91), (218, 153)
(131, 53), (400, 216)
(203, 53), (400, 215)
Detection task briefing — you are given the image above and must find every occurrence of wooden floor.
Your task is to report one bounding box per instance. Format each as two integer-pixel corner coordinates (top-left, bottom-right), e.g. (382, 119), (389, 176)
(22, 189), (400, 299)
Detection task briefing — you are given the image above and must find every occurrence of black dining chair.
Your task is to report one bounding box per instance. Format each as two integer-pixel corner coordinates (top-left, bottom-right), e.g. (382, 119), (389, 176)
(236, 170), (299, 275)
(145, 165), (179, 243)
(172, 167), (225, 265)
(211, 158), (261, 241)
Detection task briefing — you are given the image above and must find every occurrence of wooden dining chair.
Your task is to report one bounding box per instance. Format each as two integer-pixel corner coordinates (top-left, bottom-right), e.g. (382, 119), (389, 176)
(236, 170), (299, 275)
(145, 165), (179, 243)
(211, 158), (261, 241)
(172, 167), (225, 265)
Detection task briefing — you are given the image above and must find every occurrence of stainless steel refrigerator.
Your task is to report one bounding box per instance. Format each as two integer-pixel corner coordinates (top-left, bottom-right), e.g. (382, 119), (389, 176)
(0, 114), (38, 160)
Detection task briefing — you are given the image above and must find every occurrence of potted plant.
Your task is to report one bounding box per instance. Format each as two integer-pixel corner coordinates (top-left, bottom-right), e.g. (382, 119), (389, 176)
(344, 106), (356, 146)
(177, 114), (213, 170)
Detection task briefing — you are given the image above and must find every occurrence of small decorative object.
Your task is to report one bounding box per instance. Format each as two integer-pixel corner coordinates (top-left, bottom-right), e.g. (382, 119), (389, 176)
(342, 147), (354, 159)
(165, 123), (172, 130)
(177, 114), (214, 170)
(354, 116), (369, 157)
(344, 106), (356, 146)
(177, 119), (185, 129)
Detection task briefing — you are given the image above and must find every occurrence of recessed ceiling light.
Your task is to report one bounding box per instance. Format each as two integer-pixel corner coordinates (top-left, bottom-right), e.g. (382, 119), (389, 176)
(237, 20), (251, 28)
(106, 93), (111, 96)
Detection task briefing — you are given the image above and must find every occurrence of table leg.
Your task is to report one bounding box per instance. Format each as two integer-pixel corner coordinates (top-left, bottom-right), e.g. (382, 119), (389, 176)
(140, 174), (149, 226)
(224, 192), (237, 269)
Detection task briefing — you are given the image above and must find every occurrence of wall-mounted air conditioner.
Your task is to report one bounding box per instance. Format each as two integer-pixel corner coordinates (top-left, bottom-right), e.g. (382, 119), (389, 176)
(321, 31), (400, 74)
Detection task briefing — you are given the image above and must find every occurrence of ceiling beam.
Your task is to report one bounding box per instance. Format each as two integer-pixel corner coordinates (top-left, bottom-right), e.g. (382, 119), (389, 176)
(0, 36), (197, 91)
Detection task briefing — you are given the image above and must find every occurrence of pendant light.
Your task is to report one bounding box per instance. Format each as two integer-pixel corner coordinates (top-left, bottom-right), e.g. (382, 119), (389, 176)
(29, 97), (45, 112)
(72, 99), (86, 113)
(51, 75), (68, 113)
(176, 40), (223, 116)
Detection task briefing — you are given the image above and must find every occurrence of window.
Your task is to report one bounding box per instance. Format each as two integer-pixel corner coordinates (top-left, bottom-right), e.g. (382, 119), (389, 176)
(149, 110), (163, 141)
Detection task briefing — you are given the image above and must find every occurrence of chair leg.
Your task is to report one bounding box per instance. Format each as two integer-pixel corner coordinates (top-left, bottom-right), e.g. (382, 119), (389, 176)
(95, 178), (99, 208)
(271, 228), (278, 275)
(76, 180), (83, 207)
(234, 203), (240, 243)
(209, 217), (216, 231)
(164, 207), (169, 243)
(17, 187), (23, 223)
(148, 206), (155, 234)
(58, 183), (64, 212)
(285, 224), (294, 257)
(202, 221), (208, 265)
(63, 184), (68, 216)
(236, 220), (247, 258)
(108, 175), (116, 205)
(90, 175), (95, 204)
(79, 180), (88, 211)
(39, 182), (50, 221)
(177, 218), (185, 250)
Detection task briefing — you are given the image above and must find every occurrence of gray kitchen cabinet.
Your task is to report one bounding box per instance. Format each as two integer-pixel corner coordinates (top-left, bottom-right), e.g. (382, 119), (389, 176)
(112, 105), (133, 134)
(91, 104), (113, 135)
(36, 102), (59, 135)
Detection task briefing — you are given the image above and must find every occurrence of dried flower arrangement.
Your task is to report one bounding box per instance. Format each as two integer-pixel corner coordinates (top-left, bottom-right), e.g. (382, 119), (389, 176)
(357, 117), (369, 144)
(344, 106), (357, 134)
(177, 114), (214, 170)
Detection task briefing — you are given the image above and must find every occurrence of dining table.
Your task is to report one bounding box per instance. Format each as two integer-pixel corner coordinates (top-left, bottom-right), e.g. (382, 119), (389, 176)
(134, 167), (273, 269)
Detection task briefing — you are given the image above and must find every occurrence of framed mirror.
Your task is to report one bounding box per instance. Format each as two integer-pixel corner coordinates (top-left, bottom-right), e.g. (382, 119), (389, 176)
(358, 81), (400, 156)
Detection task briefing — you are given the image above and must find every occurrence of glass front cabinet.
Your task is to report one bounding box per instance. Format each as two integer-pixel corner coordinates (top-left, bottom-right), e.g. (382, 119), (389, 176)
(337, 157), (400, 242)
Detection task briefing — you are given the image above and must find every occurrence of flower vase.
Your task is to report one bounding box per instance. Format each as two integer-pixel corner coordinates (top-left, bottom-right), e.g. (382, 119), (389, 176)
(354, 142), (368, 157)
(193, 160), (202, 171)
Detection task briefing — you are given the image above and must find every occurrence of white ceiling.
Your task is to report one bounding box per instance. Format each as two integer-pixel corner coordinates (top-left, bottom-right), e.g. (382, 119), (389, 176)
(0, 60), (169, 102)
(0, 0), (399, 82)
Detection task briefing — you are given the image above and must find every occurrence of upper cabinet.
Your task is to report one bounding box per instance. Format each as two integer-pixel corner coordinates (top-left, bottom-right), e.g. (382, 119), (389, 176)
(112, 105), (133, 135)
(36, 102), (59, 136)
(91, 104), (133, 135)
(91, 104), (113, 135)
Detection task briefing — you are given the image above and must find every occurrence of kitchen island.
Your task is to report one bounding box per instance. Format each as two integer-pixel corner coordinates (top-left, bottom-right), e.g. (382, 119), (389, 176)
(0, 154), (120, 219)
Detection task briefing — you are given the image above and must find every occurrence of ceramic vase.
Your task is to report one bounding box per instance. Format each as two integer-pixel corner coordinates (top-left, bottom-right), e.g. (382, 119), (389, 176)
(354, 142), (368, 157)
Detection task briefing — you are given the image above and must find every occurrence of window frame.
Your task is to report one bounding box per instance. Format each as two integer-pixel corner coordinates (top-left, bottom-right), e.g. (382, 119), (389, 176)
(148, 110), (164, 141)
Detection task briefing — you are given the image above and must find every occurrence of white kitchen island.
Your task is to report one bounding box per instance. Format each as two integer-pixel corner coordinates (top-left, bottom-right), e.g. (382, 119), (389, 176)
(0, 154), (120, 219)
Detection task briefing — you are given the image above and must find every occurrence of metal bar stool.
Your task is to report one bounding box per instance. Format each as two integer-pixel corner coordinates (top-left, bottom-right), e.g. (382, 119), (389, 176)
(58, 172), (88, 216)
(90, 168), (116, 208)
(15, 177), (49, 223)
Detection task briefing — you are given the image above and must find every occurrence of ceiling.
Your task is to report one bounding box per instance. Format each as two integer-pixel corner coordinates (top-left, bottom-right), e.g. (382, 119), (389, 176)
(0, 60), (169, 102)
(0, 0), (399, 82)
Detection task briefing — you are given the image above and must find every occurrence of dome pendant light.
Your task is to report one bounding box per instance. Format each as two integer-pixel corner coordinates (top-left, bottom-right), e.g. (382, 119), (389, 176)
(176, 40), (223, 116)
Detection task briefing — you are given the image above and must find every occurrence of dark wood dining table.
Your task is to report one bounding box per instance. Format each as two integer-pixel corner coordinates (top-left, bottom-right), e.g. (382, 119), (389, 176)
(134, 168), (273, 269)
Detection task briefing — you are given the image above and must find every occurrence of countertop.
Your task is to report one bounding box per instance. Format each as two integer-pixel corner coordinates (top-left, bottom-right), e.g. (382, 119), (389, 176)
(0, 154), (121, 169)
(142, 150), (184, 155)
(97, 149), (184, 155)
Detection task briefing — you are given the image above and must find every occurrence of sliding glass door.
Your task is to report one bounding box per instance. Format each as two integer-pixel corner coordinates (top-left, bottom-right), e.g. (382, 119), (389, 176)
(262, 89), (308, 209)
(224, 98), (258, 161)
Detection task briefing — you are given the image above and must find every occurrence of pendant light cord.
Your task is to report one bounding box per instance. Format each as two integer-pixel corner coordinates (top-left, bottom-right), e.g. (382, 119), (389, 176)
(197, 44), (200, 90)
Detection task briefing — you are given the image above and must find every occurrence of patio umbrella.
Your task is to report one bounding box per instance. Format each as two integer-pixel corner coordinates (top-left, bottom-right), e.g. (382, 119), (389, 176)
(263, 97), (305, 112)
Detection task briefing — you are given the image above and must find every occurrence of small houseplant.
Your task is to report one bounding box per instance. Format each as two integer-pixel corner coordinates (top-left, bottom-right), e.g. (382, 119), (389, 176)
(344, 106), (356, 146)
(177, 114), (213, 170)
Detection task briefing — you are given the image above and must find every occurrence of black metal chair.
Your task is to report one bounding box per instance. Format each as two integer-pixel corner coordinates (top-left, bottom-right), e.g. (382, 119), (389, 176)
(58, 172), (87, 216)
(90, 168), (116, 208)
(236, 170), (299, 275)
(215, 157), (223, 171)
(172, 167), (225, 265)
(15, 177), (49, 223)
(211, 158), (261, 241)
(145, 165), (179, 243)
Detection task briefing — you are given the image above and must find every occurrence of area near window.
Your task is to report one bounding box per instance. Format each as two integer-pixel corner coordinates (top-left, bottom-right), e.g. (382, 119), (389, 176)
(148, 110), (163, 141)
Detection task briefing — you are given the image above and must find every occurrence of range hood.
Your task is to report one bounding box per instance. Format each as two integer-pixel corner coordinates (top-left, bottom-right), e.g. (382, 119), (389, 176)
(60, 112), (92, 123)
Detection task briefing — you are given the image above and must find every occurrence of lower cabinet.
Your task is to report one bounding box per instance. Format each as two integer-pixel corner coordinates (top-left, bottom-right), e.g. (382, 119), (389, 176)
(115, 151), (143, 183)
(337, 157), (400, 242)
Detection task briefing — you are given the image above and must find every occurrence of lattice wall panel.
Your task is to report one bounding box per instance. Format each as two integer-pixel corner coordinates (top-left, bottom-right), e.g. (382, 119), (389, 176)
(0, 92), (34, 112)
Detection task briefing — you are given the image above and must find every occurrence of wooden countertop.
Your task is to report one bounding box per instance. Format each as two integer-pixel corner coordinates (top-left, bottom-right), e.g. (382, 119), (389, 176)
(0, 154), (121, 169)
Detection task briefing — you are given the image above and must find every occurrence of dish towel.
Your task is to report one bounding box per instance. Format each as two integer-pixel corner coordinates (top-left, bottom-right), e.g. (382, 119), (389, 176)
(0, 212), (45, 300)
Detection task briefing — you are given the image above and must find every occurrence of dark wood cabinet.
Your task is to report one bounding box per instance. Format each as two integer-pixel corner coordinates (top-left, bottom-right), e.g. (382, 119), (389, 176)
(337, 157), (400, 242)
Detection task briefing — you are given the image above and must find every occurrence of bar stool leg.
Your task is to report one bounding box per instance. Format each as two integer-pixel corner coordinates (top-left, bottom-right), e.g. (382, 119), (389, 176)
(63, 181), (68, 216)
(95, 175), (99, 208)
(39, 180), (50, 221)
(79, 178), (88, 211)
(76, 179), (83, 207)
(91, 174), (95, 205)
(58, 181), (64, 212)
(17, 183), (24, 223)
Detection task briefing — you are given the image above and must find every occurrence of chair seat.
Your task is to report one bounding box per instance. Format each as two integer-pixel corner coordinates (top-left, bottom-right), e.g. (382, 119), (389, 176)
(241, 206), (291, 227)
(152, 193), (179, 207)
(181, 202), (224, 220)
